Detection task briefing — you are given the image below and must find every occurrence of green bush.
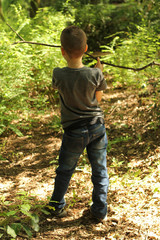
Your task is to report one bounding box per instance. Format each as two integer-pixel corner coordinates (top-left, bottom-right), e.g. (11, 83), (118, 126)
(0, 4), (73, 135)
(74, 0), (160, 51)
(74, 2), (142, 50)
(0, 192), (49, 239)
(0, 1), (159, 136)
(100, 23), (160, 125)
(101, 24), (159, 86)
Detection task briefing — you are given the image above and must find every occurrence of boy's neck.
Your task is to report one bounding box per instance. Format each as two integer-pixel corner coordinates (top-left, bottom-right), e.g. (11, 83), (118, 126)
(66, 56), (84, 69)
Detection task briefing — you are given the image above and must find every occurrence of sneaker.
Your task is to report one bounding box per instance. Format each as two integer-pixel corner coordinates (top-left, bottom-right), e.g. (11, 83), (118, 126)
(45, 205), (67, 218)
(90, 209), (107, 223)
(93, 214), (107, 223)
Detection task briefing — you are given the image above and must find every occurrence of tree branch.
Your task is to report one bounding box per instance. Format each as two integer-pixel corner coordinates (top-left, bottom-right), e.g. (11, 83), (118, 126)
(85, 52), (160, 71)
(13, 40), (61, 48)
(9, 24), (160, 71)
(13, 40), (160, 71)
(6, 23), (25, 41)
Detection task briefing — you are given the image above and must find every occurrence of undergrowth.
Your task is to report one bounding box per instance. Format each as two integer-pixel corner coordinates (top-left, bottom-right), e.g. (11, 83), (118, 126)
(0, 192), (49, 239)
(0, 5), (73, 136)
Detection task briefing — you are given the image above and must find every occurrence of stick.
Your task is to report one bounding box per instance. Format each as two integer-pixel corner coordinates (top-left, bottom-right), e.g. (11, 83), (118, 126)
(13, 41), (160, 71)
(6, 23), (25, 41)
(9, 24), (160, 71)
(13, 40), (61, 48)
(85, 52), (160, 71)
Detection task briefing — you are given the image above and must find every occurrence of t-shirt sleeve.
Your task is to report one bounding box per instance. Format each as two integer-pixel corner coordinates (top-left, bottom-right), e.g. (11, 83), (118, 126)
(96, 70), (107, 91)
(52, 68), (58, 88)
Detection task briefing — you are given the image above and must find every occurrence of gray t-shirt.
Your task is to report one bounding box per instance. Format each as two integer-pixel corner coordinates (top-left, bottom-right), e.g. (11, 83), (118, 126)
(52, 66), (107, 129)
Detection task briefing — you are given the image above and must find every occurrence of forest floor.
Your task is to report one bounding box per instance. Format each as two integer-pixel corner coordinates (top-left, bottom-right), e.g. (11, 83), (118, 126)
(0, 81), (160, 240)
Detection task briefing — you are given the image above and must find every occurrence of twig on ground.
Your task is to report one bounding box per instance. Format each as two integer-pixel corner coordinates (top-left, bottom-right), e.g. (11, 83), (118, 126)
(107, 106), (119, 117)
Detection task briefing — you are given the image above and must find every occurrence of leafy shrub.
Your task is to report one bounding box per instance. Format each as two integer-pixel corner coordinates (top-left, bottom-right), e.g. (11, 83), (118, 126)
(101, 24), (159, 86)
(100, 22), (160, 125)
(74, 2), (142, 50)
(74, 0), (160, 51)
(0, 4), (73, 135)
(0, 192), (48, 239)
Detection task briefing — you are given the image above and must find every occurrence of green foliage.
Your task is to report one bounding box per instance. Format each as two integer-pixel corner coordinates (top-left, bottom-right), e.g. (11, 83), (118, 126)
(75, 0), (160, 55)
(100, 23), (160, 124)
(74, 2), (142, 50)
(0, 191), (46, 239)
(79, 148), (88, 167)
(101, 25), (159, 86)
(0, 0), (159, 135)
(0, 1), (159, 238)
(0, 4), (73, 136)
(76, 0), (160, 95)
(108, 134), (132, 153)
(110, 157), (124, 168)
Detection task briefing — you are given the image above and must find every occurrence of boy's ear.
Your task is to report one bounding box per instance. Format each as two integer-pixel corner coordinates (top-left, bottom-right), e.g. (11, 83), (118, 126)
(61, 47), (65, 56)
(84, 44), (88, 52)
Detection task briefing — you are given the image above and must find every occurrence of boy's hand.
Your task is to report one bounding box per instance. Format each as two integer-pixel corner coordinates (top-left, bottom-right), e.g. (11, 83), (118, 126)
(94, 57), (103, 72)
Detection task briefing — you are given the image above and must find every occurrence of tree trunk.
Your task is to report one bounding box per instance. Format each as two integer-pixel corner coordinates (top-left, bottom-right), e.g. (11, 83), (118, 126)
(0, 0), (5, 21)
(29, 0), (40, 18)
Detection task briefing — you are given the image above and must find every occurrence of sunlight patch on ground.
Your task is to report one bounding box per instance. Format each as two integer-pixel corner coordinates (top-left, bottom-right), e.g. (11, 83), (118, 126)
(45, 139), (61, 152)
(109, 160), (160, 237)
(21, 153), (39, 166)
(0, 178), (14, 194)
(18, 176), (32, 189)
(30, 182), (54, 200)
(15, 169), (55, 200)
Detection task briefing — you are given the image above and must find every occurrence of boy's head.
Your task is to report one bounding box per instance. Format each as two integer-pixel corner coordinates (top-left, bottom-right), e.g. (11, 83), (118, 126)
(60, 26), (87, 58)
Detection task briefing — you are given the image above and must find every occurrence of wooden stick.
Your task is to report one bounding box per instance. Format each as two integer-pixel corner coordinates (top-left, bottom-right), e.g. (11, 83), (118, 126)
(9, 24), (160, 71)
(12, 40), (61, 48)
(85, 52), (160, 71)
(6, 23), (25, 41)
(13, 40), (160, 71)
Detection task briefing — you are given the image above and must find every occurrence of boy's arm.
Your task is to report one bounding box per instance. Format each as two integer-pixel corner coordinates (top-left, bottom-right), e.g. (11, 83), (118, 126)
(94, 57), (103, 72)
(95, 57), (104, 103)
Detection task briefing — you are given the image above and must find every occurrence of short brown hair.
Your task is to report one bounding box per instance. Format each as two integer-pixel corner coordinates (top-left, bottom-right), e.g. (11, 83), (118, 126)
(60, 26), (87, 58)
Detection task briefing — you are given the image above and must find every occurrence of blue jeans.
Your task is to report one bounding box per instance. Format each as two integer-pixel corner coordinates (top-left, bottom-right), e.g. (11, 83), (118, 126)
(50, 122), (109, 219)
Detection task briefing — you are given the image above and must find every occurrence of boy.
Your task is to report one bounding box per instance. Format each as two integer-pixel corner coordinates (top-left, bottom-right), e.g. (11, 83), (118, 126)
(48, 26), (109, 221)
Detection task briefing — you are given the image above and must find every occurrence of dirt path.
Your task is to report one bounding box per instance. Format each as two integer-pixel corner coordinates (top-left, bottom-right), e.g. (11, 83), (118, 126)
(0, 83), (160, 239)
